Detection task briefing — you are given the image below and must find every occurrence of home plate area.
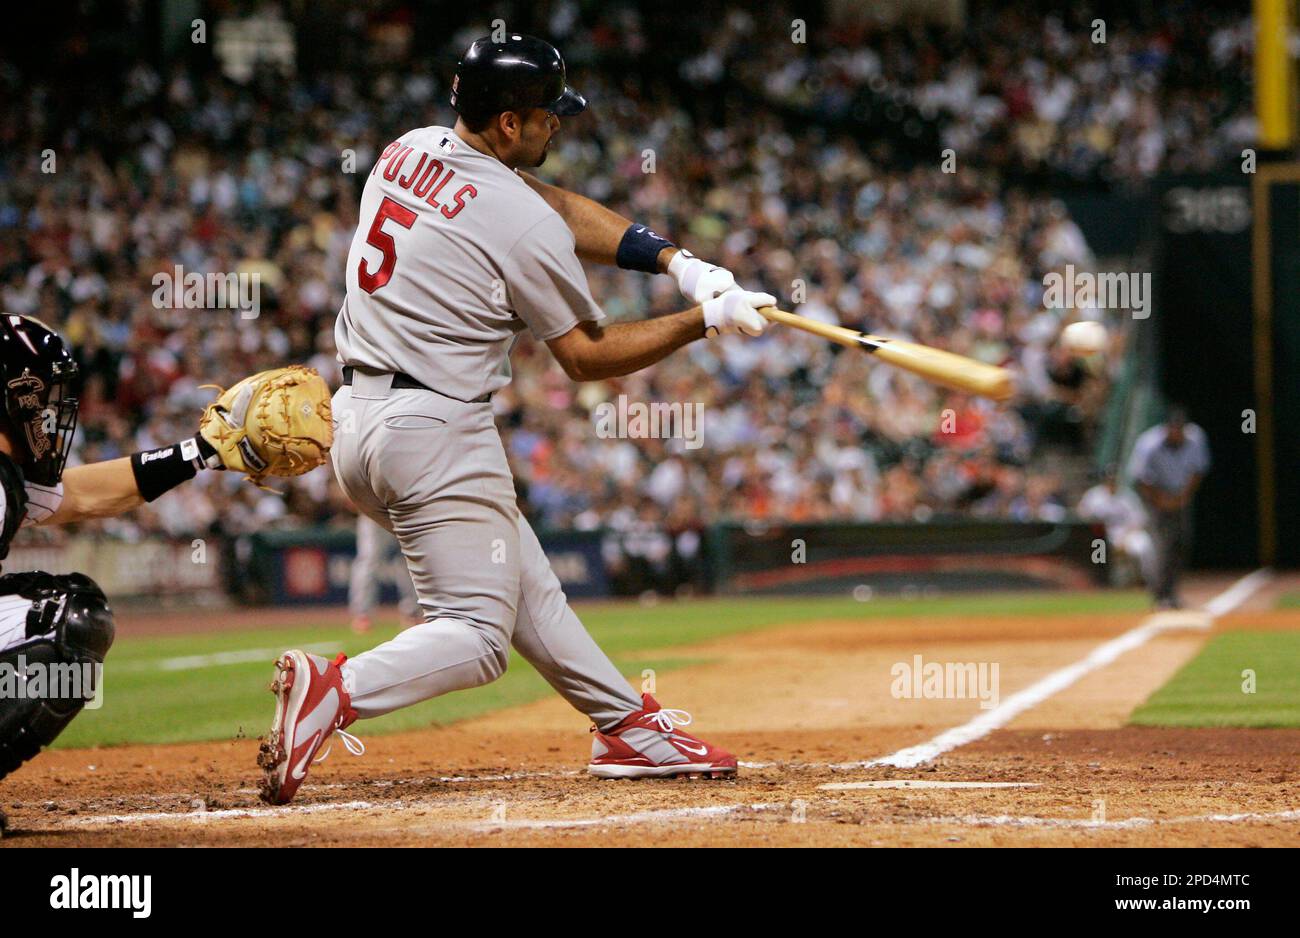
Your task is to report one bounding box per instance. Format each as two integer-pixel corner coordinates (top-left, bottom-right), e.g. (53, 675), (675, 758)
(5, 584), (1300, 848)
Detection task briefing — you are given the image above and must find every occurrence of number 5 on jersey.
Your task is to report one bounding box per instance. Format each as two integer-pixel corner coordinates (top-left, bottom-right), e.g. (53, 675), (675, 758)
(358, 197), (417, 294)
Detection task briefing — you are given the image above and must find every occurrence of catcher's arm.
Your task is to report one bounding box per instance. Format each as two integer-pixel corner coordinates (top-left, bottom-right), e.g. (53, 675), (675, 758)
(43, 458), (143, 525)
(516, 172), (734, 302)
(36, 365), (332, 526)
(39, 436), (218, 527)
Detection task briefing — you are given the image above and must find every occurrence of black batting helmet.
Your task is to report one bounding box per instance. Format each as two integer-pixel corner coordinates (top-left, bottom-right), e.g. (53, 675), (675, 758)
(450, 34), (587, 122)
(0, 315), (79, 486)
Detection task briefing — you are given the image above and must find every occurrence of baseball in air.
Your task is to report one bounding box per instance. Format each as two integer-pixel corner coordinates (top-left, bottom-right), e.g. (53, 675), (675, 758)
(1060, 320), (1109, 356)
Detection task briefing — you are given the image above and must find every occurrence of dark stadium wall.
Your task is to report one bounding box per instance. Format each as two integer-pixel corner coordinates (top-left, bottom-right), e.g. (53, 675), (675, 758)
(1256, 166), (1300, 567)
(1060, 193), (1149, 259)
(709, 521), (1106, 595)
(1151, 173), (1258, 568)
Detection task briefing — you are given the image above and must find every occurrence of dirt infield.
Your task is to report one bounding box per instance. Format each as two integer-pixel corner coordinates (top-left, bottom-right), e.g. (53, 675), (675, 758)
(4, 580), (1298, 847)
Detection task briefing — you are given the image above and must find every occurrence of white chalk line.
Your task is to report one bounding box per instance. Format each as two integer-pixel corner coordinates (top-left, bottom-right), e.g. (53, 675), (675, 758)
(62, 797), (782, 830)
(469, 802), (787, 831)
(68, 800), (378, 825)
(113, 642), (343, 674)
(929, 808), (1300, 831)
(232, 769), (580, 795)
(59, 795), (1300, 835)
(471, 803), (1300, 834)
(38, 769), (624, 823)
(1202, 568), (1275, 617)
(820, 780), (1038, 791)
(861, 569), (1274, 770)
(56, 775), (575, 824)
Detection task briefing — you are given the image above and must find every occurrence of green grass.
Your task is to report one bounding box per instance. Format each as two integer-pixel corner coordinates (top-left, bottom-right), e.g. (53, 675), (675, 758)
(60, 590), (1147, 749)
(1130, 631), (1300, 728)
(1276, 591), (1300, 609)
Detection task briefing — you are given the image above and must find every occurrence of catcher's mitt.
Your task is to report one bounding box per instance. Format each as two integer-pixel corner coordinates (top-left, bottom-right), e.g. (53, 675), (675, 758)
(198, 365), (332, 484)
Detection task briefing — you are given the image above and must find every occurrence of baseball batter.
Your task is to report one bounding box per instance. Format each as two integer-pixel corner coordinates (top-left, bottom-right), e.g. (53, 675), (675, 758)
(258, 34), (777, 804)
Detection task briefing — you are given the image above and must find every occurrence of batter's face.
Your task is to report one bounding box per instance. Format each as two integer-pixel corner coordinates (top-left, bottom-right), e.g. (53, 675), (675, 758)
(465, 109), (562, 170)
(517, 107), (559, 167)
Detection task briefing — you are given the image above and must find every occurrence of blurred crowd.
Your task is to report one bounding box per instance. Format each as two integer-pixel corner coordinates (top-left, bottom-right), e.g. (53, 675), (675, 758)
(1, 1), (1237, 564)
(723, 5), (1254, 185)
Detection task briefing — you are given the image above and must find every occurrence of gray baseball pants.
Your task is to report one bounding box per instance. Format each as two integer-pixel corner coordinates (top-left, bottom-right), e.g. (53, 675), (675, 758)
(329, 371), (642, 729)
(349, 513), (419, 620)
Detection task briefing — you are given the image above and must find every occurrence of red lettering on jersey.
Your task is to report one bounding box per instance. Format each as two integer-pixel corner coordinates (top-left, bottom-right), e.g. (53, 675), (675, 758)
(411, 159), (444, 198)
(382, 145), (413, 182)
(425, 167), (456, 208)
(357, 197), (418, 293)
(367, 142), (473, 219)
(397, 153), (427, 190)
(372, 141), (402, 176)
(441, 184), (478, 220)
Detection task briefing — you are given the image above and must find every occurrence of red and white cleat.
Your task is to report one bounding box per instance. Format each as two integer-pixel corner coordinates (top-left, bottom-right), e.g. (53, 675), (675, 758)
(257, 651), (364, 805)
(588, 694), (737, 779)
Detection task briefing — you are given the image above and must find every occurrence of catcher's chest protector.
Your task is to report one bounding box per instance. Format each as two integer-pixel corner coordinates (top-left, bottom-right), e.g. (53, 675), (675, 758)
(0, 354), (118, 797)
(0, 464), (116, 780)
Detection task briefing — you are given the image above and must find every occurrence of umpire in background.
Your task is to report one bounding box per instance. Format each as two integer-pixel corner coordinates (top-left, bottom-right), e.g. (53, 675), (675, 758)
(1127, 407), (1211, 609)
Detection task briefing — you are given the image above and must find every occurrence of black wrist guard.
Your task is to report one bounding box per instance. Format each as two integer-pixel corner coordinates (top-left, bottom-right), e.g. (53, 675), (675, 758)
(616, 224), (674, 273)
(130, 435), (217, 502)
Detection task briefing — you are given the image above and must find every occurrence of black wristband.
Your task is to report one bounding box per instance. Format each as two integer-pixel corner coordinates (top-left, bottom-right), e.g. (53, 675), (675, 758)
(130, 436), (213, 503)
(616, 224), (674, 274)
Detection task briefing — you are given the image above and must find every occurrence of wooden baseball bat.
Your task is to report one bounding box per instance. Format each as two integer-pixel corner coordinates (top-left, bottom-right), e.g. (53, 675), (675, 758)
(756, 306), (1015, 402)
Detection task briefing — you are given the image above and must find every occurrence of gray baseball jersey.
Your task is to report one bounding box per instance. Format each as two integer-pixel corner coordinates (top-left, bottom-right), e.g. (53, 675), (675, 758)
(329, 128), (641, 730)
(335, 126), (604, 402)
(1128, 423), (1211, 495)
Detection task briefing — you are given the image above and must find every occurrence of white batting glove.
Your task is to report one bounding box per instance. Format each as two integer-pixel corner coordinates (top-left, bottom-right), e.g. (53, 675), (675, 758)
(703, 290), (775, 338)
(668, 249), (737, 303)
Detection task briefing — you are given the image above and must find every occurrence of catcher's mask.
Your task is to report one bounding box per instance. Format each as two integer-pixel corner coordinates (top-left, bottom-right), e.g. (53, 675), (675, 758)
(0, 315), (80, 486)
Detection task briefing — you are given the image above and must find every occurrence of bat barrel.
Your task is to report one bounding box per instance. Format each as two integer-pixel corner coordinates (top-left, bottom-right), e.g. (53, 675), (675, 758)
(757, 306), (1015, 402)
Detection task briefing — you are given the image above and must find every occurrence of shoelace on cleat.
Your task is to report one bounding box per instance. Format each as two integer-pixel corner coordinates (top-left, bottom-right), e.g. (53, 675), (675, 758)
(312, 652), (362, 764)
(314, 728), (366, 765)
(644, 707), (693, 733)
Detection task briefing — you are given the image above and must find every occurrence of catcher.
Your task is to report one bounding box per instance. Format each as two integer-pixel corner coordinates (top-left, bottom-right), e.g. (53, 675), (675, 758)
(0, 314), (330, 835)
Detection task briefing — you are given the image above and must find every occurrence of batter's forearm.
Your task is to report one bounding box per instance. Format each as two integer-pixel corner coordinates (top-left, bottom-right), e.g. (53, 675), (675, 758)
(517, 172), (676, 272)
(548, 310), (705, 381)
(594, 313), (705, 376)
